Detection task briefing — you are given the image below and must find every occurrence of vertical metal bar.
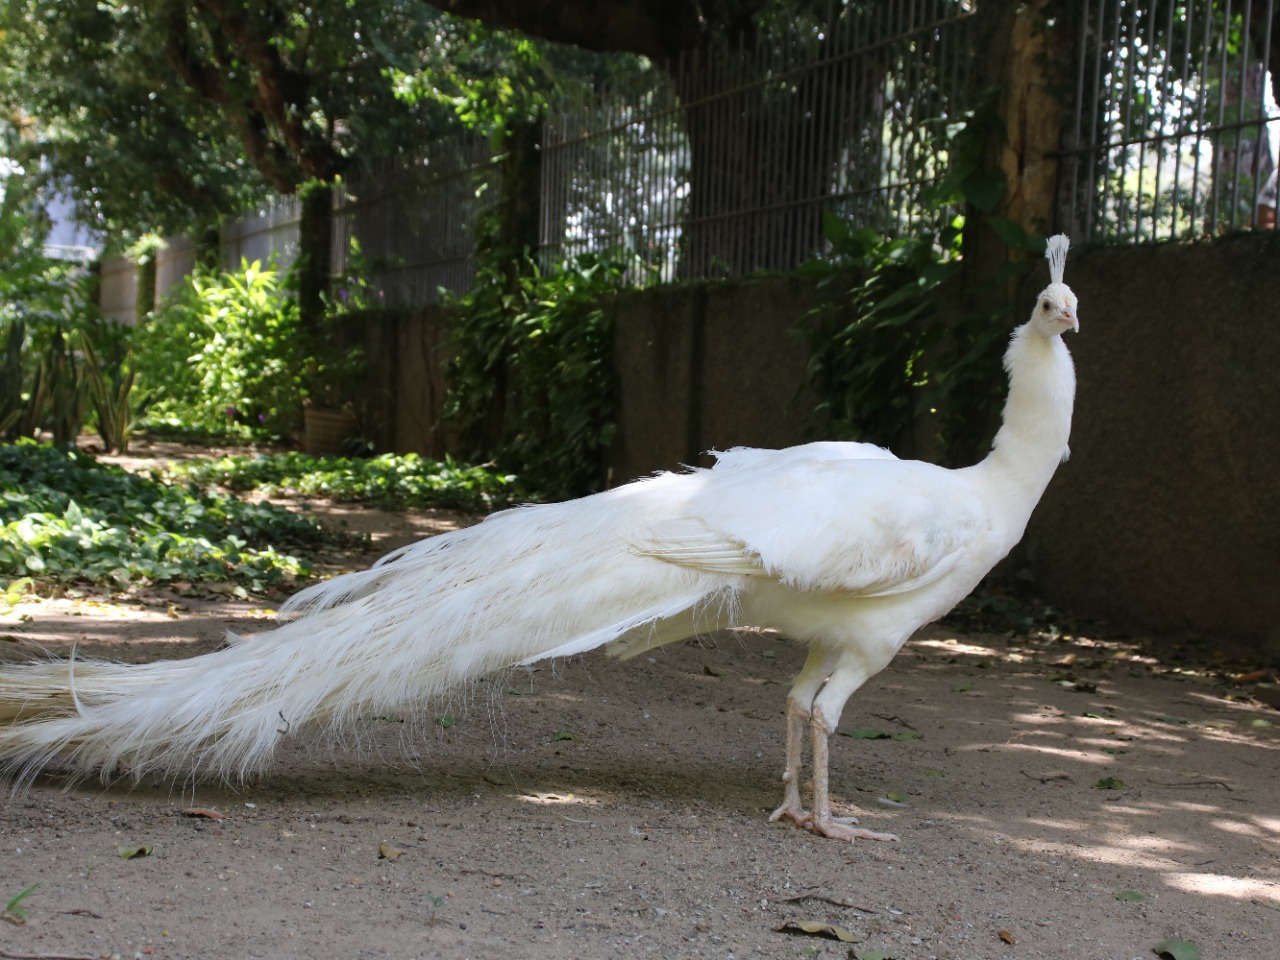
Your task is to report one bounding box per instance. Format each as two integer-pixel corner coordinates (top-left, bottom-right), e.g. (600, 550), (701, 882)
(1258, 0), (1277, 231)
(1231, 0), (1254, 228)
(1066, 0), (1089, 239)
(1209, 0), (1234, 232)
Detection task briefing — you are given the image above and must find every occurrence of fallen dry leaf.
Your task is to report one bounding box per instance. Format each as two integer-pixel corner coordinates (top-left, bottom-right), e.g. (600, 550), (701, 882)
(180, 807), (226, 820)
(378, 844), (404, 860)
(998, 928), (1017, 944)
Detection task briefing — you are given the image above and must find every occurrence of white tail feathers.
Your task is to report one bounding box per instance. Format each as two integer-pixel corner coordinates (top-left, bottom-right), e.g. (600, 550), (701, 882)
(1045, 234), (1070, 284)
(0, 476), (726, 784)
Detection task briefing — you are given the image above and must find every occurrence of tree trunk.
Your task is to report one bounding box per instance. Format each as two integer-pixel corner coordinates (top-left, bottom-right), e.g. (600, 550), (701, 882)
(963, 0), (1072, 312)
(297, 179), (333, 333)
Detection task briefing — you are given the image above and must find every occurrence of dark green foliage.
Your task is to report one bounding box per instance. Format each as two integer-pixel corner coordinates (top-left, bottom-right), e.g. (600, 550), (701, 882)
(444, 251), (621, 500)
(799, 218), (964, 453)
(0, 441), (335, 594)
(0, 273), (116, 448)
(800, 106), (1046, 465)
(79, 329), (138, 454)
(163, 451), (521, 512)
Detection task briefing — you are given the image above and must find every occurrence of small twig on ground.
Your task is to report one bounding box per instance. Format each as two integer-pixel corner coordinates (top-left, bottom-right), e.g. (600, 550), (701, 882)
(1, 950), (100, 960)
(775, 891), (879, 914)
(869, 713), (917, 731)
(1146, 778), (1234, 791)
(1020, 770), (1072, 784)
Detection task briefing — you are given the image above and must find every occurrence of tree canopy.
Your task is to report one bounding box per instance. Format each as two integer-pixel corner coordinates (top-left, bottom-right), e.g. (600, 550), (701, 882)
(1, 0), (649, 244)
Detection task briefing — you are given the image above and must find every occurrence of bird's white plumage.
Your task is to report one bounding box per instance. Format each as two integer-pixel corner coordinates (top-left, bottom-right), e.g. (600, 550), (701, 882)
(0, 235), (1080, 845)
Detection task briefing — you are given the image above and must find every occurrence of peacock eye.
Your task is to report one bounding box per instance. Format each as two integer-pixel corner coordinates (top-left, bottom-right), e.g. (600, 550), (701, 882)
(1040, 300), (1050, 311)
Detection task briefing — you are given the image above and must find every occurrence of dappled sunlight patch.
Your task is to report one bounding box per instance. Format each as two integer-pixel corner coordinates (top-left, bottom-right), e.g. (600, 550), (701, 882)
(1000, 741), (1114, 764)
(1250, 815), (1280, 835)
(1165, 872), (1280, 904)
(516, 790), (603, 806)
(914, 637), (1003, 658)
(1210, 819), (1275, 842)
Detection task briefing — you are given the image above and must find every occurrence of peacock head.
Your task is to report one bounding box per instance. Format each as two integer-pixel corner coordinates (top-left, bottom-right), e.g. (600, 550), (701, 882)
(1031, 234), (1078, 337)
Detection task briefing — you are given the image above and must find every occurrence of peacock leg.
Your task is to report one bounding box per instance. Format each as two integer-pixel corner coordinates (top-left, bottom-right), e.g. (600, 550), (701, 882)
(767, 697), (811, 828)
(806, 707), (898, 842)
(769, 645), (840, 829)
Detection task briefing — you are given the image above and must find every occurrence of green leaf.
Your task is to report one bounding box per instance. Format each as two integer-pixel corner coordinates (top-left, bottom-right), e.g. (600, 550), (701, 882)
(116, 845), (152, 859)
(551, 731), (577, 742)
(839, 728), (889, 739)
(1153, 715), (1193, 725)
(1153, 939), (1201, 960)
(1115, 889), (1145, 902)
(821, 209), (851, 246)
(960, 170), (1007, 213)
(5, 882), (42, 919)
(853, 950), (898, 960)
(1094, 777), (1126, 790)
(775, 920), (863, 943)
(952, 681), (974, 692)
(434, 715), (456, 728)
(984, 217), (1044, 252)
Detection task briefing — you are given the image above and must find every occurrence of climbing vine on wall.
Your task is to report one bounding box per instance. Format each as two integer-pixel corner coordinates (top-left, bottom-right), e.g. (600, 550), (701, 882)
(799, 110), (1046, 466)
(443, 245), (622, 501)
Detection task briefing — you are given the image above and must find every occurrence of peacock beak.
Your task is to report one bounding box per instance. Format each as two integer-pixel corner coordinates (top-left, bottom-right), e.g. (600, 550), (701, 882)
(1062, 311), (1078, 333)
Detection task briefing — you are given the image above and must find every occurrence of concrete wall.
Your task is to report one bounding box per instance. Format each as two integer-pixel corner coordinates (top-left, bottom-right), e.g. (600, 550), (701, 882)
(609, 277), (823, 481)
(1021, 235), (1280, 655)
(375, 236), (1280, 654)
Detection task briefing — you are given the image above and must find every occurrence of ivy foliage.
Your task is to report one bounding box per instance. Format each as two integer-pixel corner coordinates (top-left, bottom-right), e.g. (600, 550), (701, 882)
(162, 451), (520, 512)
(444, 251), (622, 501)
(0, 441), (337, 594)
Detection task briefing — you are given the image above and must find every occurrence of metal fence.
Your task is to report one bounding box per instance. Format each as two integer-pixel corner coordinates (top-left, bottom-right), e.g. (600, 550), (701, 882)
(117, 0), (1280, 315)
(1062, 0), (1280, 243)
(333, 136), (494, 308)
(540, 0), (977, 283)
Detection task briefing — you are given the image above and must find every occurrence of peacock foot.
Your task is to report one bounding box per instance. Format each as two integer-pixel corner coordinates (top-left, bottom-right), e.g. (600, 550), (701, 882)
(769, 803), (898, 842)
(768, 799), (813, 830)
(804, 813), (899, 843)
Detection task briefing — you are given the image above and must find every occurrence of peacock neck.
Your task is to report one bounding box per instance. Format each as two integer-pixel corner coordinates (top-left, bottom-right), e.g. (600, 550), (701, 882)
(972, 323), (1076, 529)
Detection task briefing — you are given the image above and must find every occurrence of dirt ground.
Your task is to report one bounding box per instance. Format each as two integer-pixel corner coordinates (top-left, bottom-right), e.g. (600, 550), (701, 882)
(1, 463), (1278, 960)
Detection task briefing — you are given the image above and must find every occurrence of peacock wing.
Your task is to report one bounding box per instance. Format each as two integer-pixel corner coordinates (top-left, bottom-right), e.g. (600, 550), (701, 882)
(638, 455), (987, 599)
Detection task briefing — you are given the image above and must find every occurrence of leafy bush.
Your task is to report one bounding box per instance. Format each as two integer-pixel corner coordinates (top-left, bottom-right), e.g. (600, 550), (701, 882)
(444, 253), (620, 500)
(0, 268), (110, 446)
(0, 441), (342, 594)
(134, 259), (306, 440)
(163, 451), (520, 511)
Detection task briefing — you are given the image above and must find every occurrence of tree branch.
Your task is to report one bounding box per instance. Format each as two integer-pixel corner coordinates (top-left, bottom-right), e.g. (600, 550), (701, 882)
(433, 0), (764, 65)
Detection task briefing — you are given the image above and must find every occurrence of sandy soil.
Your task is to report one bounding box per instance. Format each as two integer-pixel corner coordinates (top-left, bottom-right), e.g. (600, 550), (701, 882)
(2, 472), (1278, 960)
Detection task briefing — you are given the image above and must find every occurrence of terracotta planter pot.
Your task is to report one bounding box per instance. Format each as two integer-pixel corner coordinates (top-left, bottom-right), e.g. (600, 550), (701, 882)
(303, 407), (359, 456)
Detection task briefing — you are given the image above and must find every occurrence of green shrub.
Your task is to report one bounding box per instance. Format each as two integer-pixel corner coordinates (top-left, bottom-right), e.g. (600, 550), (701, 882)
(135, 259), (305, 440)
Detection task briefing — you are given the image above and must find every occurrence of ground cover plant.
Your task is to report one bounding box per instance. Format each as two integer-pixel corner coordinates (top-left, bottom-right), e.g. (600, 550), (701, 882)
(161, 450), (521, 511)
(0, 441), (341, 596)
